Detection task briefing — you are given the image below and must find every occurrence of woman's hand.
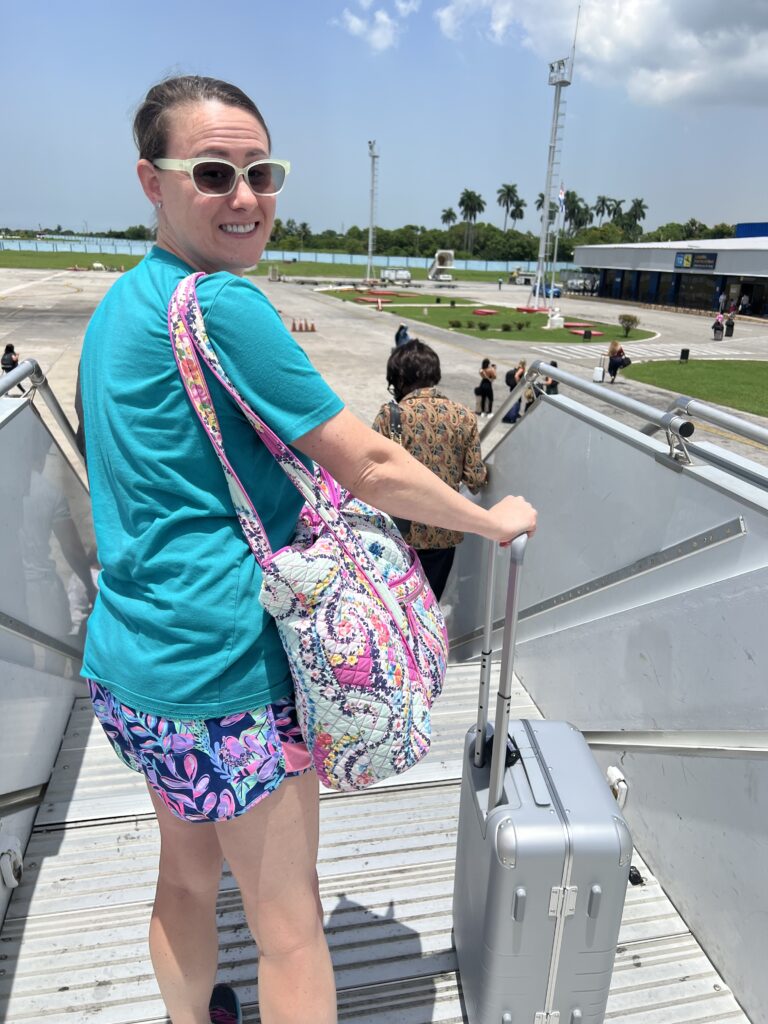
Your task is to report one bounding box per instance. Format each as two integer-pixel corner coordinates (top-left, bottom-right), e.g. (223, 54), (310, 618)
(482, 495), (537, 544)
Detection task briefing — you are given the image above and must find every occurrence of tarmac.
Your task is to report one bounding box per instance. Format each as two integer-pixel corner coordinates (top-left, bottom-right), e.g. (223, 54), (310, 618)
(2, 266), (767, 468)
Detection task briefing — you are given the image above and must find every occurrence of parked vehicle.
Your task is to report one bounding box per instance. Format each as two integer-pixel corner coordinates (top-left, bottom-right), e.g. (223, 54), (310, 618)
(380, 267), (412, 285)
(532, 282), (562, 299)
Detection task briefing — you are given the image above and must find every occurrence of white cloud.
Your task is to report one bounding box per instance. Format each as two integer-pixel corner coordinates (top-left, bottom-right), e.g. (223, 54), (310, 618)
(432, 0), (768, 105)
(342, 8), (368, 37)
(340, 5), (402, 51)
(395, 0), (421, 15)
(357, 0), (374, 8)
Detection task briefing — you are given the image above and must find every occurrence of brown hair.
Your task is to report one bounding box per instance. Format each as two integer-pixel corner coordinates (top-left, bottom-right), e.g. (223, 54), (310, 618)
(386, 340), (441, 401)
(133, 76), (271, 161)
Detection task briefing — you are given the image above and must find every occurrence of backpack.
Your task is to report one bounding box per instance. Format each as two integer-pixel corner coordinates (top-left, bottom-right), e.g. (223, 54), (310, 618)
(505, 368), (517, 390)
(1, 352), (16, 372)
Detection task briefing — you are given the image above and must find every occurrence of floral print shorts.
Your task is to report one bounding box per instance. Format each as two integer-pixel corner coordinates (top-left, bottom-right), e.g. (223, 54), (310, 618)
(87, 680), (312, 823)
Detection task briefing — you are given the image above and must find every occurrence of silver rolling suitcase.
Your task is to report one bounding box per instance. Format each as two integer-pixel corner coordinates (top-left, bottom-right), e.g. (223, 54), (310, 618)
(453, 537), (632, 1024)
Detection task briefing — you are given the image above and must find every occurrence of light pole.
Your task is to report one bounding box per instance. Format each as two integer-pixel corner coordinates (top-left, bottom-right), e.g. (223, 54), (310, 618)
(366, 140), (379, 281)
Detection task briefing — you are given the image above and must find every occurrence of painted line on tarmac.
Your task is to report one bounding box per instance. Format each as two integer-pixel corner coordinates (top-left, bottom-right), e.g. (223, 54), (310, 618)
(0, 272), (69, 297)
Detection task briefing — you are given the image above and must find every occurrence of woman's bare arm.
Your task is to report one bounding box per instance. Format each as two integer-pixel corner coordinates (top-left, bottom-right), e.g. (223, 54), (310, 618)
(294, 408), (536, 544)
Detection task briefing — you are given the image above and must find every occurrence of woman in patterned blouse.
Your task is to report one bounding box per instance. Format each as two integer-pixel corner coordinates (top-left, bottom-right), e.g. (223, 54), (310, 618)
(372, 340), (488, 599)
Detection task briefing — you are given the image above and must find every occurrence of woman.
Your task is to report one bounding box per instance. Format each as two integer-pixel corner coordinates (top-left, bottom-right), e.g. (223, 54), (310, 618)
(1, 343), (26, 394)
(476, 357), (496, 417)
(607, 340), (631, 383)
(372, 340), (487, 599)
(79, 76), (536, 1024)
(502, 359), (527, 423)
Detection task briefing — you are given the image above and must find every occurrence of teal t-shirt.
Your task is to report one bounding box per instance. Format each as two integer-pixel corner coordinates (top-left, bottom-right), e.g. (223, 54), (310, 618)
(80, 247), (344, 718)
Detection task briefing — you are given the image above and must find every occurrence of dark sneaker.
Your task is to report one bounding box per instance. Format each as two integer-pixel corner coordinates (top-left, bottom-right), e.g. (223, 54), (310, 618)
(209, 983), (242, 1024)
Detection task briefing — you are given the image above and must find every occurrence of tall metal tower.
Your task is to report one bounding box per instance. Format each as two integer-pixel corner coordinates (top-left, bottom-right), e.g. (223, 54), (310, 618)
(366, 140), (379, 281)
(530, 57), (572, 309)
(530, 1), (582, 309)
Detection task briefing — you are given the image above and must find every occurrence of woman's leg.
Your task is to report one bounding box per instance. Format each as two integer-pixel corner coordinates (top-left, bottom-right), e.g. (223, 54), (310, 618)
(215, 770), (336, 1024)
(145, 784), (224, 1024)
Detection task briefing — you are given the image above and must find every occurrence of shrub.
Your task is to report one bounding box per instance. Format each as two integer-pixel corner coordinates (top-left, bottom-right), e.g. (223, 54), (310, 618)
(478, 322), (488, 331)
(516, 321), (525, 331)
(466, 320), (476, 329)
(448, 319), (462, 328)
(502, 323), (512, 332)
(618, 313), (640, 337)
(450, 299), (456, 307)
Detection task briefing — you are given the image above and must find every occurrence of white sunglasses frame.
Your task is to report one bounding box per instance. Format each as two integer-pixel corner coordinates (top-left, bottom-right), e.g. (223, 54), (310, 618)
(152, 157), (291, 197)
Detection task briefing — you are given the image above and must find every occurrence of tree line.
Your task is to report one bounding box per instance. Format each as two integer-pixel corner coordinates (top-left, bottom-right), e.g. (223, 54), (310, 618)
(4, 189), (737, 262)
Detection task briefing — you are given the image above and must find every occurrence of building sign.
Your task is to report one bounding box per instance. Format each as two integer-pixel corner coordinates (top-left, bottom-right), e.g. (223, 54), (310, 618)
(675, 251), (718, 270)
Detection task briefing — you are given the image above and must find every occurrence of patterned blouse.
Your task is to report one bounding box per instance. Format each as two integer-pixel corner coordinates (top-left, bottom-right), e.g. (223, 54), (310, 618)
(372, 387), (488, 550)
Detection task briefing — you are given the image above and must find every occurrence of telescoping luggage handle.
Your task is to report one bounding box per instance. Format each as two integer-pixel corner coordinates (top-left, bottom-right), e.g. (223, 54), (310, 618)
(473, 534), (527, 810)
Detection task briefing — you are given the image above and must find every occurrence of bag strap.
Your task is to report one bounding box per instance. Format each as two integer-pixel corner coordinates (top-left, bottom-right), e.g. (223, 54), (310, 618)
(167, 273), (410, 632)
(388, 400), (404, 445)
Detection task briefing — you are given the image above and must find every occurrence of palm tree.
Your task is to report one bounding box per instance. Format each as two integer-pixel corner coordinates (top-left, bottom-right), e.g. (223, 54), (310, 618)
(496, 184), (519, 232)
(510, 196), (527, 230)
(628, 198), (648, 226)
(593, 195), (611, 226)
(610, 199), (625, 221)
(458, 189), (486, 253)
(535, 192), (557, 222)
(441, 207), (457, 228)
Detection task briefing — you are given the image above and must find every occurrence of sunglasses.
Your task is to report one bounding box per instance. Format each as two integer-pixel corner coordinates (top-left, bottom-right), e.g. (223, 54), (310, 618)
(152, 157), (290, 197)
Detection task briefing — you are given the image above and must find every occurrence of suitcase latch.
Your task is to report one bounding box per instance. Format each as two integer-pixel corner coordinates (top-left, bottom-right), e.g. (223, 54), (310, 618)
(548, 886), (578, 918)
(534, 1013), (560, 1023)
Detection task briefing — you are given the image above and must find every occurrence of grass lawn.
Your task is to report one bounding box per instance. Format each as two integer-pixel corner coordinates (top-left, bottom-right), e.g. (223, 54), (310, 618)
(1, 249), (534, 285)
(0, 250), (144, 271)
(323, 289), (654, 345)
(623, 360), (768, 418)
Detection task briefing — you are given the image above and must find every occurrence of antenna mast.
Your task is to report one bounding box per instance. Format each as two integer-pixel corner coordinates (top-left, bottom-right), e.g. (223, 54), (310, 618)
(366, 141), (379, 281)
(530, 1), (581, 309)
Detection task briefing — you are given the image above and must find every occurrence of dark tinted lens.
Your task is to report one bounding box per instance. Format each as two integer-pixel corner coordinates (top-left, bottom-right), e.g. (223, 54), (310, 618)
(246, 161), (285, 195)
(192, 161), (236, 195)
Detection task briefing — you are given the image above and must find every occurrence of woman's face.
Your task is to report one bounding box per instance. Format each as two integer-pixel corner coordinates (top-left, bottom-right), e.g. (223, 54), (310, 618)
(139, 100), (276, 275)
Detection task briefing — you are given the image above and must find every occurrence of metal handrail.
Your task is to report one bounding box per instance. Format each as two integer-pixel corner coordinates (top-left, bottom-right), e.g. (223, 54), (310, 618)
(584, 730), (768, 760)
(642, 395), (768, 450)
(479, 361), (695, 450)
(1, 359), (85, 469)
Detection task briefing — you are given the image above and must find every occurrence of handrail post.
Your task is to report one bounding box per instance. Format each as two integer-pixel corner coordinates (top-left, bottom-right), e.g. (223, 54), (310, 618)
(473, 540), (498, 768)
(1, 358), (86, 470)
(488, 534), (527, 809)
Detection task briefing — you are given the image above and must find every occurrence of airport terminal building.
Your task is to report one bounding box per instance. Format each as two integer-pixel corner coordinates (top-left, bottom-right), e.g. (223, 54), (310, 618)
(574, 228), (768, 317)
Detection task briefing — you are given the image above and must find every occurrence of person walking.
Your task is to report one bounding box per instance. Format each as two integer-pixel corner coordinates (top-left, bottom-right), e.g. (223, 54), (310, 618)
(372, 340), (488, 599)
(78, 75), (537, 1024)
(477, 357), (496, 417)
(502, 359), (527, 423)
(1, 344), (26, 395)
(395, 322), (410, 347)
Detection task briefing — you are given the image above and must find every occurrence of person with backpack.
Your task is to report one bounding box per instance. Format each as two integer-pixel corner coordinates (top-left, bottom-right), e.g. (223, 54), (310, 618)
(1, 344), (26, 395)
(502, 359), (527, 423)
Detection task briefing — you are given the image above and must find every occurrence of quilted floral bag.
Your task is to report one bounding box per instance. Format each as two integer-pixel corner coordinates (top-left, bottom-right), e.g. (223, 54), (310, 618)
(168, 273), (449, 791)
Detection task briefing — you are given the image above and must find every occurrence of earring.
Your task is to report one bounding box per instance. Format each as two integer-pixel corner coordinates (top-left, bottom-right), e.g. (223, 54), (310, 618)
(156, 201), (163, 210)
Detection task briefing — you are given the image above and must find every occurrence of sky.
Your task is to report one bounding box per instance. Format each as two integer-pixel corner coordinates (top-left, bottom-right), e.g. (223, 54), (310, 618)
(2, 0), (767, 237)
